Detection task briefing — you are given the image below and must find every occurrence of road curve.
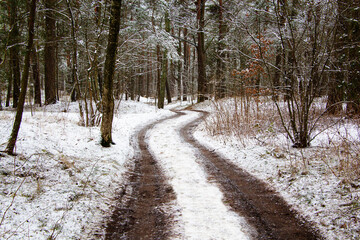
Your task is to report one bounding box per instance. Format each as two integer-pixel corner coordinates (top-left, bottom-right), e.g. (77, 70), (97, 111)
(103, 110), (322, 240)
(180, 110), (322, 240)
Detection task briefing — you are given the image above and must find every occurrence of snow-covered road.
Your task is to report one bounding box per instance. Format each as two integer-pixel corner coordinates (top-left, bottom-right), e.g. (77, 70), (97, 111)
(147, 111), (252, 239)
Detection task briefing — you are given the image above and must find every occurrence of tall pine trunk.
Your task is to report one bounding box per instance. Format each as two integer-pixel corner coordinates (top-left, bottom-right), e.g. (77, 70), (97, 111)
(196, 0), (207, 103)
(183, 27), (189, 101)
(158, 11), (170, 109)
(6, 55), (12, 107)
(215, 0), (226, 99)
(158, 50), (167, 109)
(6, 0), (37, 155)
(44, 0), (57, 104)
(100, 0), (122, 147)
(31, 45), (41, 106)
(8, 0), (21, 108)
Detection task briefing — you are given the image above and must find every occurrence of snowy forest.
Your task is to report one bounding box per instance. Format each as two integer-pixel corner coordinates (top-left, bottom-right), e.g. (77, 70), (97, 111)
(0, 0), (359, 239)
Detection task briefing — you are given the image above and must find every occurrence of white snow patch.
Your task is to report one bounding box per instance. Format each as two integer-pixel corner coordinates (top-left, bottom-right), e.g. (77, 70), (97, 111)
(0, 100), (175, 239)
(147, 111), (252, 240)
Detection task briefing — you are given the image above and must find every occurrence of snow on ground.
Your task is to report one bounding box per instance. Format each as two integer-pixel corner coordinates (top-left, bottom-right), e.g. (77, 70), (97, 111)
(193, 101), (360, 240)
(147, 110), (253, 240)
(0, 99), (174, 239)
(1, 98), (359, 240)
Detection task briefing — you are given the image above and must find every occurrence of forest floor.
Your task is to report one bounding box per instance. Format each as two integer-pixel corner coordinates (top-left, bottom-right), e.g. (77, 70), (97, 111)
(0, 98), (359, 239)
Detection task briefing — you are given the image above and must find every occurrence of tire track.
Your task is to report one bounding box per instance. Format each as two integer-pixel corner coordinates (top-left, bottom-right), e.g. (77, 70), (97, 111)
(104, 113), (182, 239)
(147, 110), (253, 239)
(103, 109), (322, 239)
(180, 110), (322, 240)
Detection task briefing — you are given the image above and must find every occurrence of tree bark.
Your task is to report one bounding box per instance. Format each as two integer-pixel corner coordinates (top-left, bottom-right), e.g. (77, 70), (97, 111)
(100, 0), (122, 147)
(165, 77), (172, 104)
(158, 50), (167, 109)
(215, 0), (226, 99)
(44, 0), (57, 105)
(6, 0), (37, 155)
(196, 0), (208, 103)
(8, 0), (21, 108)
(66, 0), (85, 125)
(272, 46), (282, 101)
(156, 45), (161, 104)
(158, 11), (170, 109)
(6, 56), (12, 107)
(183, 27), (189, 101)
(31, 45), (41, 106)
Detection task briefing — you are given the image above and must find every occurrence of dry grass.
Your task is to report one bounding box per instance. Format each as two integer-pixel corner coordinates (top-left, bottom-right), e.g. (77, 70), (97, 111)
(316, 121), (360, 181)
(204, 96), (282, 146)
(204, 96), (360, 181)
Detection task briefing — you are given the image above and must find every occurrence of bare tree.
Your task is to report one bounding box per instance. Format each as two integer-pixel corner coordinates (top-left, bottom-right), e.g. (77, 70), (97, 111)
(271, 0), (336, 147)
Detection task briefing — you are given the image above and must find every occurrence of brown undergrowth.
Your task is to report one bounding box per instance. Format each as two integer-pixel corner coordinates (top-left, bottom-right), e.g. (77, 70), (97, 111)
(204, 96), (360, 182)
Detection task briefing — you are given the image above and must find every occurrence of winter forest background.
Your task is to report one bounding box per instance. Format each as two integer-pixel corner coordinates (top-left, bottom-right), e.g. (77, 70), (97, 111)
(1, 0), (360, 147)
(0, 0), (360, 239)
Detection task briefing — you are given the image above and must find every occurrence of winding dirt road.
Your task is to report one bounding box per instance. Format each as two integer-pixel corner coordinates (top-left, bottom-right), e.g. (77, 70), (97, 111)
(103, 110), (322, 239)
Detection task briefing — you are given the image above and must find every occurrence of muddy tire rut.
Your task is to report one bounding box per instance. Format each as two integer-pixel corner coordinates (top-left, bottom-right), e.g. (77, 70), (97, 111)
(103, 110), (322, 240)
(104, 114), (180, 239)
(180, 110), (322, 240)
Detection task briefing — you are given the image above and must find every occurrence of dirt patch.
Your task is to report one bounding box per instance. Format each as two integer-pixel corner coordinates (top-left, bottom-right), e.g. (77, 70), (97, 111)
(180, 110), (323, 240)
(103, 114), (179, 239)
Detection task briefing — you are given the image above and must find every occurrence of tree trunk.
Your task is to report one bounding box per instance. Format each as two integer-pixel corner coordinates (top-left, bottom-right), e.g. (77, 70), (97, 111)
(100, 0), (122, 147)
(8, 0), (21, 108)
(129, 71), (135, 100)
(92, 0), (103, 102)
(6, 57), (12, 107)
(66, 0), (85, 125)
(44, 0), (57, 105)
(215, 0), (226, 99)
(158, 11), (170, 109)
(158, 50), (167, 109)
(31, 45), (41, 106)
(183, 27), (189, 101)
(165, 78), (172, 104)
(6, 0), (37, 155)
(272, 46), (282, 101)
(146, 51), (151, 98)
(196, 0), (208, 103)
(176, 28), (182, 101)
(156, 45), (161, 104)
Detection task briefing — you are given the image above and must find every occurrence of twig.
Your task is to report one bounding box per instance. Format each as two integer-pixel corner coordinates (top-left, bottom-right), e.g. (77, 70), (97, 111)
(0, 176), (27, 227)
(81, 158), (101, 193)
